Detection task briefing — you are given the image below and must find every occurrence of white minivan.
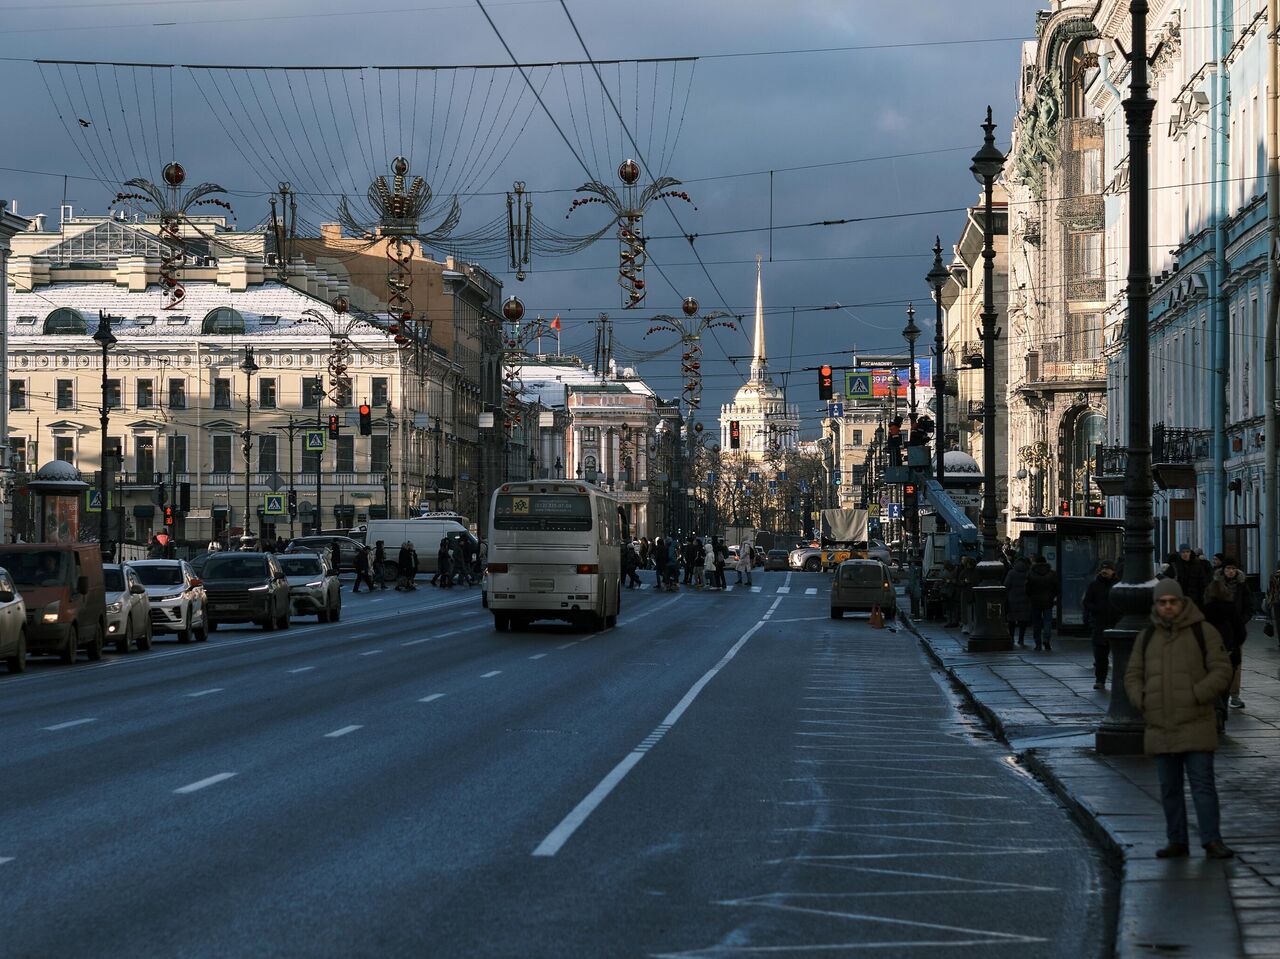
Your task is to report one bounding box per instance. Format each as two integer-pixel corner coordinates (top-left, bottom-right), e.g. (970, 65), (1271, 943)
(362, 517), (477, 576)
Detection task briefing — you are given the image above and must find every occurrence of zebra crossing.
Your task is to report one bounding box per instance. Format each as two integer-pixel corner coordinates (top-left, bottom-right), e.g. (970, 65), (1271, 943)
(629, 580), (820, 596)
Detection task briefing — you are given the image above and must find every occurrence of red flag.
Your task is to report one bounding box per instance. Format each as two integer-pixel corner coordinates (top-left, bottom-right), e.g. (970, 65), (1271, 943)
(550, 315), (561, 332)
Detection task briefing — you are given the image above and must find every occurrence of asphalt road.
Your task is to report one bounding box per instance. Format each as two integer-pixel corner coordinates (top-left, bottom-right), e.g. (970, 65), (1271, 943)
(2, 570), (1113, 958)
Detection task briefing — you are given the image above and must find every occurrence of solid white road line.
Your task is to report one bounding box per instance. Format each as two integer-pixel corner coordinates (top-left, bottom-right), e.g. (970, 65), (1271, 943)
(402, 623), (488, 646)
(174, 772), (236, 794)
(287, 666), (315, 674)
(533, 595), (783, 858)
(418, 693), (445, 703)
(358, 650), (383, 656)
(324, 725), (363, 738)
(481, 670), (502, 678)
(186, 688), (224, 698)
(43, 718), (96, 731)
(529, 653), (548, 660)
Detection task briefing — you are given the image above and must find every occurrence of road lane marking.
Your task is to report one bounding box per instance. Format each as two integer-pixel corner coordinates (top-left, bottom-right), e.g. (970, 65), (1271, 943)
(776, 586), (791, 594)
(481, 670), (502, 678)
(324, 725), (363, 738)
(174, 773), (236, 794)
(43, 718), (96, 731)
(556, 642), (575, 650)
(418, 693), (445, 703)
(359, 650), (383, 656)
(529, 653), (548, 660)
(288, 667), (315, 674)
(806, 588), (818, 595)
(403, 623), (488, 646)
(533, 596), (782, 858)
(186, 688), (224, 698)
(0, 857), (12, 866)
(751, 586), (762, 593)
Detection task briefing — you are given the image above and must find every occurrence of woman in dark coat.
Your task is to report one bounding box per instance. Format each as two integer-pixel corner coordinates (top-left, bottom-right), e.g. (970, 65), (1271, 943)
(1003, 557), (1033, 647)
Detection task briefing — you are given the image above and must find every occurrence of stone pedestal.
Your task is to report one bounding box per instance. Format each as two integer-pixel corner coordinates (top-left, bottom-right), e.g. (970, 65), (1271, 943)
(1096, 580), (1150, 755)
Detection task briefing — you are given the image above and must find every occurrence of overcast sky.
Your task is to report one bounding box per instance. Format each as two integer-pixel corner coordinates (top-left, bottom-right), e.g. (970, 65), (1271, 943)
(1, 0), (1035, 433)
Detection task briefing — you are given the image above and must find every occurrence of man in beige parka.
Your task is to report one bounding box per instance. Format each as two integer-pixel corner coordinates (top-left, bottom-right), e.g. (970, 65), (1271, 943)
(1124, 577), (1235, 859)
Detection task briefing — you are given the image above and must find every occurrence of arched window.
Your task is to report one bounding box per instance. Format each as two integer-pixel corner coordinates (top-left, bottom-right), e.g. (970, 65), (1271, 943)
(1064, 40), (1098, 119)
(43, 308), (89, 335)
(1067, 408), (1106, 511)
(201, 307), (246, 334)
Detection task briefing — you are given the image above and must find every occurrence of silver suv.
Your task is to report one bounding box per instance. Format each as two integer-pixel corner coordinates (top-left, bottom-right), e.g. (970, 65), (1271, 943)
(128, 560), (208, 643)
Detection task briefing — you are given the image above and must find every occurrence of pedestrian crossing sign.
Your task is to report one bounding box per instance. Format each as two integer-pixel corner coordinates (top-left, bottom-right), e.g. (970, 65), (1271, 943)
(264, 494), (286, 516)
(85, 489), (112, 512)
(304, 429), (327, 451)
(845, 371), (873, 399)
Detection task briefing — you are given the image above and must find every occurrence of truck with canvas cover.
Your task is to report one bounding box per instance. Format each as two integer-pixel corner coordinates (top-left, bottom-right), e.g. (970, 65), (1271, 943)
(819, 508), (870, 569)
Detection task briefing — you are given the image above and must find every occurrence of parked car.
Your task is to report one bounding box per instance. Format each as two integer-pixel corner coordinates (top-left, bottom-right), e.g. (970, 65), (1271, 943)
(103, 563), (152, 653)
(0, 544), (107, 664)
(129, 559), (208, 644)
(0, 567), (28, 673)
(764, 549), (790, 571)
(201, 552), (291, 631)
(830, 559), (897, 620)
(285, 535), (367, 573)
(278, 552), (341, 622)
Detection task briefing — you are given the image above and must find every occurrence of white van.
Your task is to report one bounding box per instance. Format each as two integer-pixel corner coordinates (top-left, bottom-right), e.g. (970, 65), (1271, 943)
(362, 518), (476, 575)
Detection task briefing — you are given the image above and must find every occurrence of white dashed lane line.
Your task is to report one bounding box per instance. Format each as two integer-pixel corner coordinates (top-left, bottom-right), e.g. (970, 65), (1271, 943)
(287, 667), (315, 674)
(174, 773), (236, 795)
(43, 718), (97, 731)
(186, 688), (224, 698)
(481, 670), (502, 679)
(324, 725), (363, 738)
(418, 693), (445, 703)
(358, 650), (383, 656)
(528, 653), (547, 660)
(806, 588), (818, 595)
(0, 857), (12, 866)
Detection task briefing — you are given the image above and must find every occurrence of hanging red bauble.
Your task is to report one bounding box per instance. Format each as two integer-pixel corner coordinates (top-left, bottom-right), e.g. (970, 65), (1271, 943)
(618, 159), (640, 185)
(162, 162), (186, 187)
(502, 296), (525, 322)
(333, 295), (349, 315)
(682, 296), (698, 317)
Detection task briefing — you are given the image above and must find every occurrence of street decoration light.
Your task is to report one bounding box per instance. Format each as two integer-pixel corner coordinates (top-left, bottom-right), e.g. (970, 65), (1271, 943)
(566, 158), (695, 308)
(92, 310), (117, 561)
(239, 346), (259, 546)
(966, 107), (1011, 652)
(643, 295), (735, 416)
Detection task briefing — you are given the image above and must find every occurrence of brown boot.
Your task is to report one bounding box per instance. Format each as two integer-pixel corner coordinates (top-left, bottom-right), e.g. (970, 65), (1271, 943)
(1155, 843), (1190, 858)
(1204, 840), (1235, 860)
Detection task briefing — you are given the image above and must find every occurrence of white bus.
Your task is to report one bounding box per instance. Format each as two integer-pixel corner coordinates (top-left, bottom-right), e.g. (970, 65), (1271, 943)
(486, 480), (623, 632)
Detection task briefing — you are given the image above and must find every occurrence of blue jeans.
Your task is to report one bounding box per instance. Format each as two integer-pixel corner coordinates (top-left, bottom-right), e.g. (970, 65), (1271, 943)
(1155, 752), (1222, 846)
(1032, 608), (1054, 646)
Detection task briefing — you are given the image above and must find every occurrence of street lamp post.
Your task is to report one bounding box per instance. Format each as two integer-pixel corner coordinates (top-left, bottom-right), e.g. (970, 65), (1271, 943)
(92, 311), (117, 562)
(240, 346), (259, 547)
(385, 402), (395, 519)
(927, 237), (949, 484)
(1097, 0), (1157, 755)
(967, 107), (1011, 652)
(902, 303), (922, 618)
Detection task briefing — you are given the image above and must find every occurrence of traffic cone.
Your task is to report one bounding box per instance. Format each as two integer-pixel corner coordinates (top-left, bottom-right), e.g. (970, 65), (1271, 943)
(869, 606), (885, 629)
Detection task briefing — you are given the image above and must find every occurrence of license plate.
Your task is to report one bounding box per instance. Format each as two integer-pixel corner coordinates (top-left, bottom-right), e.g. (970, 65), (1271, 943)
(529, 578), (554, 591)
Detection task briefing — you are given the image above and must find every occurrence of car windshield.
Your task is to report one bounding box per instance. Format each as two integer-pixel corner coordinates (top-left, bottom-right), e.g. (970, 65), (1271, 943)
(203, 556), (269, 581)
(840, 563), (884, 586)
(279, 557), (323, 576)
(0, 550), (72, 588)
(132, 565), (185, 586)
(103, 568), (126, 591)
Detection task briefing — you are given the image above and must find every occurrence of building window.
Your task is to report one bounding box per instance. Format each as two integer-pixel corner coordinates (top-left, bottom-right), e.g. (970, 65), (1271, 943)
(259, 378), (277, 409)
(10, 438), (26, 472)
(258, 434), (277, 473)
(851, 429), (863, 446)
(336, 435), (354, 473)
(55, 437), (74, 464)
(136, 437), (155, 480)
(169, 435), (187, 473)
(212, 435), (232, 473)
(213, 377), (232, 409)
(42, 308), (89, 335)
(136, 379), (154, 409)
(371, 435), (390, 474)
(105, 435), (122, 468)
(302, 446), (320, 475)
(371, 377), (389, 408)
(57, 379), (74, 410)
(200, 307), (246, 335)
(8, 380), (26, 411)
(168, 379), (186, 410)
(583, 427), (599, 442)
(302, 377), (322, 409)
(105, 379), (121, 410)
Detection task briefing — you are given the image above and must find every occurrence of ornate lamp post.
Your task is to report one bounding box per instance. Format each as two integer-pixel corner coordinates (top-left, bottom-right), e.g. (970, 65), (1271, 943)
(1098, 0), (1157, 755)
(92, 311), (117, 561)
(239, 346), (259, 546)
(967, 107), (1011, 652)
(902, 303), (922, 617)
(927, 238), (949, 484)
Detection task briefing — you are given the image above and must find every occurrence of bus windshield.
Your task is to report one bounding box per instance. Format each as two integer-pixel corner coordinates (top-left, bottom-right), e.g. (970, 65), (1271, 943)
(493, 493), (592, 532)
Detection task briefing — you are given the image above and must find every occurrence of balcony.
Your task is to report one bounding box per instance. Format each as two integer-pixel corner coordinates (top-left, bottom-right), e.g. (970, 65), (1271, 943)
(960, 341), (984, 368)
(1151, 424), (1202, 490)
(1020, 342), (1106, 389)
(1094, 445), (1127, 497)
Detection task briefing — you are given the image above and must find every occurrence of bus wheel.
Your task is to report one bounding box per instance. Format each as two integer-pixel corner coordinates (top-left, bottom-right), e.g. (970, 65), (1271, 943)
(493, 612), (511, 631)
(605, 612), (617, 628)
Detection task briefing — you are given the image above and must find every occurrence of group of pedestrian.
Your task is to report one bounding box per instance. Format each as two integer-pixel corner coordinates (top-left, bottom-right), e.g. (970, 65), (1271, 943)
(1004, 554), (1060, 651)
(632, 534), (748, 592)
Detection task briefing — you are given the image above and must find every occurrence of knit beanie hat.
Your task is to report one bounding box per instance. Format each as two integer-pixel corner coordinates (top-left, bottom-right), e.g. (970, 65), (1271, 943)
(1152, 578), (1184, 601)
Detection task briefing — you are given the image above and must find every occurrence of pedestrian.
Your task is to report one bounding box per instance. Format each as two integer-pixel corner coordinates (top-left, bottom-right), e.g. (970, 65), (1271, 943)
(639, 536), (651, 570)
(703, 536), (717, 589)
(147, 533), (164, 559)
(682, 537), (697, 586)
(478, 538), (489, 575)
(460, 539), (477, 587)
(1265, 562), (1280, 645)
(957, 556), (980, 632)
(1124, 578), (1235, 860)
(1081, 561), (1118, 688)
(374, 540), (389, 590)
(1003, 556), (1033, 647)
(275, 535), (286, 553)
(1208, 557), (1254, 710)
(352, 546), (376, 593)
(692, 537), (706, 590)
(736, 540), (753, 586)
(396, 540), (417, 591)
(432, 537), (449, 587)
(623, 542), (642, 588)
(328, 543), (341, 580)
(653, 535), (667, 588)
(1171, 544), (1211, 607)
(665, 536), (680, 591)
(1026, 554), (1058, 651)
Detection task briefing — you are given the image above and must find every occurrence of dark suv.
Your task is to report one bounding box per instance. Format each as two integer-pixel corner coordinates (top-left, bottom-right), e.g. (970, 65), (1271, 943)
(284, 536), (366, 573)
(201, 552), (291, 632)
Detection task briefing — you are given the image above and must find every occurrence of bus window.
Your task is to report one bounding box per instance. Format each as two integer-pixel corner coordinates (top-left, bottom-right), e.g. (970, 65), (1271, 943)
(494, 493), (593, 532)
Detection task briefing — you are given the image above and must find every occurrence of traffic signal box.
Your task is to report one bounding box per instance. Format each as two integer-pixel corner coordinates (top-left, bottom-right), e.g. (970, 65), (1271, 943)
(903, 482), (918, 511)
(358, 403), (372, 436)
(327, 414), (341, 438)
(818, 365), (833, 401)
(163, 505), (175, 527)
(1060, 499), (1072, 516)
(729, 421), (741, 449)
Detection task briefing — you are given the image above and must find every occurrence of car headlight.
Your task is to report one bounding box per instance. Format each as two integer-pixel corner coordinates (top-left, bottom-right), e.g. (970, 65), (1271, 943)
(158, 592), (183, 602)
(247, 584), (270, 591)
(107, 601), (122, 613)
(304, 580), (324, 588)
(41, 601), (60, 623)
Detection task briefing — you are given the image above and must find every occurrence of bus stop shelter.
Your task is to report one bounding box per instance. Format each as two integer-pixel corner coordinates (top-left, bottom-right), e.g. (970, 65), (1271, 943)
(1012, 515), (1124, 635)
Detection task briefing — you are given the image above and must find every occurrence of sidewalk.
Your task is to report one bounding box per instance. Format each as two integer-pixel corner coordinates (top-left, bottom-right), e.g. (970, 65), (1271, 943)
(909, 614), (1280, 958)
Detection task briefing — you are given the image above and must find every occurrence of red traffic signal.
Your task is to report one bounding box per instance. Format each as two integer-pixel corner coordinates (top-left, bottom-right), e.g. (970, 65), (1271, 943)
(358, 403), (372, 436)
(729, 421), (741, 449)
(163, 505), (175, 527)
(1060, 499), (1072, 516)
(903, 483), (918, 508)
(327, 414), (341, 437)
(818, 364), (833, 400)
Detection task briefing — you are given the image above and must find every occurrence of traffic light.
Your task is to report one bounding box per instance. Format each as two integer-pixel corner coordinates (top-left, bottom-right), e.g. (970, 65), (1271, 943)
(1086, 501), (1104, 517)
(153, 482), (166, 507)
(327, 414), (340, 438)
(179, 482), (191, 512)
(729, 421), (741, 449)
(358, 403), (372, 436)
(818, 364), (833, 401)
(903, 482), (918, 511)
(163, 505), (175, 527)
(1060, 499), (1072, 516)
(287, 489), (298, 517)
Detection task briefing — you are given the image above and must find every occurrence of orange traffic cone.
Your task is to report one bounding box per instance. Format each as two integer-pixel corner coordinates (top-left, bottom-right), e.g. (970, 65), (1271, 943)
(869, 606), (885, 629)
